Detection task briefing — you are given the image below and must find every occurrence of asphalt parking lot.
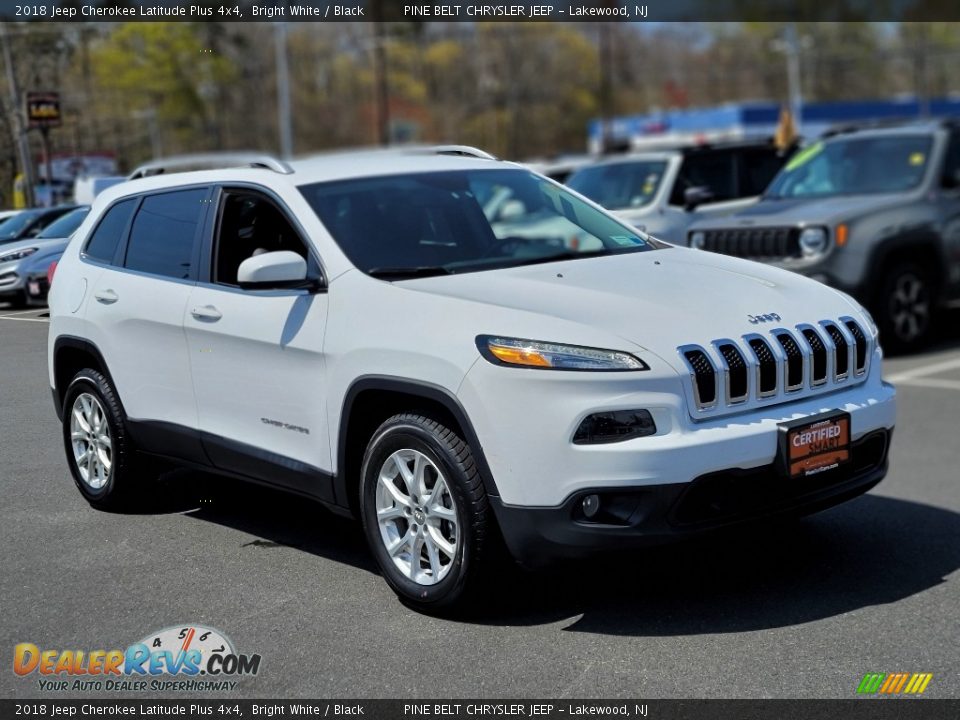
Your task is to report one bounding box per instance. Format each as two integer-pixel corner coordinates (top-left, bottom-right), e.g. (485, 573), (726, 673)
(1, 304), (958, 699)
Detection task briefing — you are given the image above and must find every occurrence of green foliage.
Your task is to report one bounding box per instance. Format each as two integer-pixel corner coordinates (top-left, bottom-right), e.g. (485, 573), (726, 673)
(91, 23), (237, 145)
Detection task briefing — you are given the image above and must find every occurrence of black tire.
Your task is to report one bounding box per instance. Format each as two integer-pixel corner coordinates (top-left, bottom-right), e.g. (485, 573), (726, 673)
(875, 263), (934, 353)
(61, 369), (148, 510)
(359, 413), (492, 611)
(3, 291), (27, 309)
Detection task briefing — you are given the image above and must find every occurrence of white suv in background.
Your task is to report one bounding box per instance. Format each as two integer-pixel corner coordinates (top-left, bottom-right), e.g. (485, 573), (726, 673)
(48, 148), (895, 611)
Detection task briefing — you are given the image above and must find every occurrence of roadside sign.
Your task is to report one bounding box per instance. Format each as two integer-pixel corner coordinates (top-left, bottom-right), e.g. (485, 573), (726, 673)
(26, 91), (61, 129)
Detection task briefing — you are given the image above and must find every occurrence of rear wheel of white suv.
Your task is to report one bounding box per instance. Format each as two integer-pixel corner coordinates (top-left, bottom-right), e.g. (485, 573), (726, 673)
(359, 413), (491, 611)
(62, 369), (147, 510)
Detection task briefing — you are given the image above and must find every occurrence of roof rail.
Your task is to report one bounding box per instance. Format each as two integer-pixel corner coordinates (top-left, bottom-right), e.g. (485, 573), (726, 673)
(128, 152), (294, 180)
(819, 117), (937, 139)
(423, 145), (498, 161)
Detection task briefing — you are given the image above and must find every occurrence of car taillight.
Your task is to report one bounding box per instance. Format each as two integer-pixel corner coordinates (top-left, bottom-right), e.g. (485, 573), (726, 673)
(47, 260), (58, 286)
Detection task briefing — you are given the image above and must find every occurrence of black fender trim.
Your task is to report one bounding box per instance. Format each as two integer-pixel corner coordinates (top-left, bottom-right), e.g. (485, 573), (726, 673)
(51, 336), (117, 421)
(335, 376), (500, 508)
(863, 229), (946, 303)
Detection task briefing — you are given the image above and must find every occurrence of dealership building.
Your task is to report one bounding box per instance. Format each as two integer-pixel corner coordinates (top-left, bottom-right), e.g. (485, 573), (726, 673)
(588, 97), (960, 151)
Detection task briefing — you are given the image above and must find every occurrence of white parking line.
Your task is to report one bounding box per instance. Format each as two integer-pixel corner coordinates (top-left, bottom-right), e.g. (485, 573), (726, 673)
(0, 308), (46, 317)
(886, 356), (960, 383)
(894, 377), (960, 391)
(0, 314), (48, 323)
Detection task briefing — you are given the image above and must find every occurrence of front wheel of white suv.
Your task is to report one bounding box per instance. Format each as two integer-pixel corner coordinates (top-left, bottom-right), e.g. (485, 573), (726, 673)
(359, 413), (492, 611)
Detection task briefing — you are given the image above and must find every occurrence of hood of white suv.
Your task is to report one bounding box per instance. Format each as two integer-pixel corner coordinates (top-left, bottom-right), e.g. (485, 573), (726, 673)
(400, 246), (864, 364)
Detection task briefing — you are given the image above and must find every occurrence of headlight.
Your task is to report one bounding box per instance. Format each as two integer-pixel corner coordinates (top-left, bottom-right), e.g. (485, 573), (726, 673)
(798, 227), (828, 257)
(0, 247), (38, 263)
(689, 231), (705, 250)
(477, 336), (648, 371)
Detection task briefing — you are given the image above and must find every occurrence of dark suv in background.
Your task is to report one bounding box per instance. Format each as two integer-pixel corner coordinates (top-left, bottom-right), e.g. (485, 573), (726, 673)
(687, 120), (960, 351)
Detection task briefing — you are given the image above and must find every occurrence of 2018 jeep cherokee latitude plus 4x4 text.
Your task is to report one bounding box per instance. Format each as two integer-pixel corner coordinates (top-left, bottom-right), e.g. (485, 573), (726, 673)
(48, 148), (896, 610)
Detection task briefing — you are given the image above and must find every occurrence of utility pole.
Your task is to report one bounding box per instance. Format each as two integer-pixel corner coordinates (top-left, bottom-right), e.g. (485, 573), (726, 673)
(371, 5), (390, 146)
(0, 21), (35, 207)
(599, 23), (614, 152)
(772, 24), (805, 136)
(275, 22), (293, 158)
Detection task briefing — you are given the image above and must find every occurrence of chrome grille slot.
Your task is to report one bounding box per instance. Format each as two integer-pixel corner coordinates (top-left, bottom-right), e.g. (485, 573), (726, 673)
(801, 327), (828, 386)
(823, 323), (850, 380)
(845, 320), (868, 375)
(717, 343), (749, 403)
(682, 348), (717, 409)
(774, 331), (804, 392)
(748, 337), (778, 397)
(678, 318), (868, 418)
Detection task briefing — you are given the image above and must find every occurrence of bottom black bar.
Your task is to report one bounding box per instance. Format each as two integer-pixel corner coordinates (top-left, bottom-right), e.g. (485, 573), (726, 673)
(1, 699), (957, 720)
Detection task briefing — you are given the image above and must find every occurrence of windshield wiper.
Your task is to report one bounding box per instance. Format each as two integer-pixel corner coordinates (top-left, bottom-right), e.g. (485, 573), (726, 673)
(367, 265), (454, 280)
(506, 249), (613, 267)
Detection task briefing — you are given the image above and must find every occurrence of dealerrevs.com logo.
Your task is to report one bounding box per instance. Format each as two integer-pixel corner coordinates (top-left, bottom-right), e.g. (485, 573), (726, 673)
(13, 625), (261, 692)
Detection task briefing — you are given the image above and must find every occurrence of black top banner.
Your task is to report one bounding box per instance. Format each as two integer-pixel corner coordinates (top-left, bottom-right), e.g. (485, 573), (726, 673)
(3, 0), (960, 22)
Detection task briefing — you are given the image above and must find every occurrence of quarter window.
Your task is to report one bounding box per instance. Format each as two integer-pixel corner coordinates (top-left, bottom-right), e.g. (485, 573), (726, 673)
(84, 199), (136, 263)
(124, 189), (207, 279)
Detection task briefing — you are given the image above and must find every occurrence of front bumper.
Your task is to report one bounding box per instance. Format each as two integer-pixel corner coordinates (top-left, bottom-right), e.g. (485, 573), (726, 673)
(493, 429), (891, 567)
(0, 269), (25, 299)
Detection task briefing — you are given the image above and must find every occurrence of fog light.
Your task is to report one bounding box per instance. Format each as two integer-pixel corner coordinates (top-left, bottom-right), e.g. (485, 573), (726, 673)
(573, 409), (656, 444)
(582, 494), (600, 519)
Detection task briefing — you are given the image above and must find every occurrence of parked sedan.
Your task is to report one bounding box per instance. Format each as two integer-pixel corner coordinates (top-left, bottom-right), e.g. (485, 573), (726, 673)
(21, 245), (63, 306)
(0, 206), (89, 307)
(0, 206), (79, 246)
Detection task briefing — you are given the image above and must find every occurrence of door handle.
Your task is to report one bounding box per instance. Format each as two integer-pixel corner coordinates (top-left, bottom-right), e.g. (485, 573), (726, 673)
(94, 289), (118, 304)
(190, 305), (222, 322)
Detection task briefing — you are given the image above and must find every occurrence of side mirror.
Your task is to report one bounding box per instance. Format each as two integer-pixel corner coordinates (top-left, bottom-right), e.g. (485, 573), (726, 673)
(237, 250), (316, 290)
(683, 186), (714, 212)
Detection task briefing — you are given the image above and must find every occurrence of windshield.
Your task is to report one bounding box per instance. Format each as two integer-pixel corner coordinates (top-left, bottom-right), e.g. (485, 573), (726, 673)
(765, 135), (932, 198)
(299, 169), (662, 277)
(37, 207), (89, 239)
(566, 160), (668, 211)
(0, 210), (42, 241)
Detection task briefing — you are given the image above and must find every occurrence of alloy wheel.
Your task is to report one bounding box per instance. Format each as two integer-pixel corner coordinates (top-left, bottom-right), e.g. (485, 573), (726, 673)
(888, 272), (930, 344)
(375, 448), (459, 585)
(70, 392), (112, 489)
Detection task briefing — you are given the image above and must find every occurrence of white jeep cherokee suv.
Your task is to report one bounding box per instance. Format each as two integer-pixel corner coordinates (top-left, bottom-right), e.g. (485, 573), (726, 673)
(48, 148), (896, 610)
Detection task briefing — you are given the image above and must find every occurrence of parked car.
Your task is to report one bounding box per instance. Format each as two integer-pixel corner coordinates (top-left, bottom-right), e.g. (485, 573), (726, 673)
(21, 244), (67, 307)
(524, 154), (597, 184)
(48, 148), (894, 612)
(0, 206), (89, 307)
(0, 206), (79, 245)
(686, 120), (960, 351)
(73, 176), (127, 205)
(0, 209), (23, 224)
(565, 140), (793, 244)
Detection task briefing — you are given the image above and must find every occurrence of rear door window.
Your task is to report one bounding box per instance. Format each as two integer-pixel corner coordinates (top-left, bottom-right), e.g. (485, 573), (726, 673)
(123, 188), (208, 280)
(670, 151), (737, 205)
(738, 148), (788, 197)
